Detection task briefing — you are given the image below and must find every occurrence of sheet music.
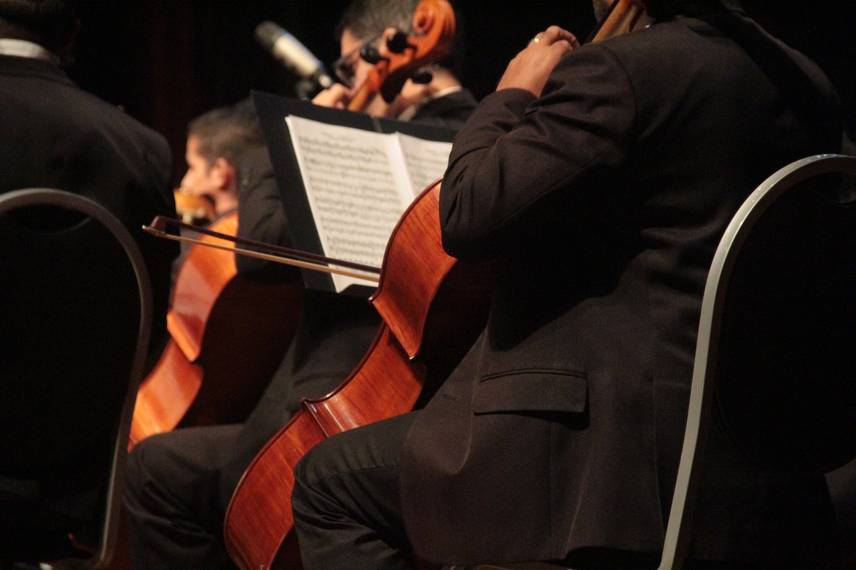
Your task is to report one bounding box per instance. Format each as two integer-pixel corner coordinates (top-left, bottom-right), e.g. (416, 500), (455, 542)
(395, 133), (453, 197)
(284, 115), (451, 293)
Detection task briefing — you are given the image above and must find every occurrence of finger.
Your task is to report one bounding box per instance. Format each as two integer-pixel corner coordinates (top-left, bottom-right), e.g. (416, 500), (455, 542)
(328, 84), (350, 98)
(540, 25), (578, 48)
(549, 39), (573, 56)
(312, 84), (350, 108)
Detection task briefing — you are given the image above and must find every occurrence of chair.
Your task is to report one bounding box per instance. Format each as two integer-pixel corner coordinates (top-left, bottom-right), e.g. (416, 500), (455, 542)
(659, 153), (856, 569)
(446, 153), (856, 570)
(0, 189), (153, 568)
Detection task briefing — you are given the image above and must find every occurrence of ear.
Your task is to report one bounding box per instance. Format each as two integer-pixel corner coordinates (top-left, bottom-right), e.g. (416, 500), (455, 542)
(211, 157), (237, 191)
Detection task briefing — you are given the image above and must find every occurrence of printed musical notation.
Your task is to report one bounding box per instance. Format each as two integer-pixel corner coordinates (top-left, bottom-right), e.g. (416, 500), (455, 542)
(285, 116), (452, 292)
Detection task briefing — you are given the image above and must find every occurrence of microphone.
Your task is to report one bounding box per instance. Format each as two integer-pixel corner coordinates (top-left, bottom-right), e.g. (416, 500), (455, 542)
(255, 22), (334, 93)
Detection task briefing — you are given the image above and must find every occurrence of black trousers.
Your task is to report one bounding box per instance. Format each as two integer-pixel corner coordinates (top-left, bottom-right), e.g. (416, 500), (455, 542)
(288, 413), (721, 570)
(292, 413), (416, 570)
(122, 294), (379, 569)
(123, 424), (241, 570)
(288, 412), (843, 570)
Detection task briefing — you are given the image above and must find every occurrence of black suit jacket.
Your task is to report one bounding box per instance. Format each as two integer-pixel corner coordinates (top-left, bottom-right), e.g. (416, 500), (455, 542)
(0, 53), (176, 531)
(0, 54), (177, 353)
(401, 15), (842, 566)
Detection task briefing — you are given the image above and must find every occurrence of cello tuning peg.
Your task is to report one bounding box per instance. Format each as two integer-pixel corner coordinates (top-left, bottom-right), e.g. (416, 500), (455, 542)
(411, 69), (433, 84)
(360, 44), (385, 65)
(386, 31), (412, 54)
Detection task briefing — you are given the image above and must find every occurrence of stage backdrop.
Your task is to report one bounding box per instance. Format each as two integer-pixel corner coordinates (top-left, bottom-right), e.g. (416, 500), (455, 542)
(67, 1), (854, 186)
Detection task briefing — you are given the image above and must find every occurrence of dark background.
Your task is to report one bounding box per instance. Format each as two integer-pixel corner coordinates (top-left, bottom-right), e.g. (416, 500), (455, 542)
(65, 1), (854, 183)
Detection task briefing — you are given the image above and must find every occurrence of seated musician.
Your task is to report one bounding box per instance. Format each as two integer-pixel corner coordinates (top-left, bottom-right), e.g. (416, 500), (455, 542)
(178, 103), (264, 222)
(290, 1), (846, 568)
(121, 1), (476, 568)
(168, 102), (264, 275)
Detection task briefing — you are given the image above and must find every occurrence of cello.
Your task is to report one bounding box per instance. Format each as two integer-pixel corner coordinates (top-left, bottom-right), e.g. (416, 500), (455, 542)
(214, 2), (493, 568)
(129, 209), (302, 448)
(173, 188), (216, 224)
(223, 180), (492, 570)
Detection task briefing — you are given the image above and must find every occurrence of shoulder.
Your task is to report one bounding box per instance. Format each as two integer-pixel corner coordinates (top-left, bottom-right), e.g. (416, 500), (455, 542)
(411, 88), (479, 131)
(552, 18), (729, 85)
(1, 59), (172, 179)
(236, 145), (275, 193)
(115, 110), (171, 170)
(74, 89), (172, 180)
(4, 58), (170, 156)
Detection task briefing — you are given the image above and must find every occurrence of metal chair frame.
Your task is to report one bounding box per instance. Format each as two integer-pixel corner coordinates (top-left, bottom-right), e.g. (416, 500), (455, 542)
(659, 154), (856, 569)
(0, 188), (153, 568)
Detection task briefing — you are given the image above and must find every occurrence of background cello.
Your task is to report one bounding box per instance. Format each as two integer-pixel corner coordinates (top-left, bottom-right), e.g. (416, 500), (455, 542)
(129, 209), (302, 448)
(173, 188), (216, 225)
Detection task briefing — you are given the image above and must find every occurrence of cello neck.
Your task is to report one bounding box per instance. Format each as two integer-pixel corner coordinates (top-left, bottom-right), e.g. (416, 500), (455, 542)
(590, 0), (646, 44)
(346, 0), (455, 111)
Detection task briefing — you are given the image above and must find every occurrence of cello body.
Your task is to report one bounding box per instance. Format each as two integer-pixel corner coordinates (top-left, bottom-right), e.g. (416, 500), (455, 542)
(130, 212), (302, 447)
(224, 182), (494, 569)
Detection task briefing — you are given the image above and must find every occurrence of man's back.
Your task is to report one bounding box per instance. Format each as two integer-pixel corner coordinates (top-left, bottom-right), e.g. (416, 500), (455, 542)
(0, 53), (177, 350)
(405, 12), (843, 566)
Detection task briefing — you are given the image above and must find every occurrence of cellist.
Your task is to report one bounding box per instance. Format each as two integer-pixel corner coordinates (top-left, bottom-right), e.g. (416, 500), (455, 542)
(121, 1), (477, 567)
(291, 1), (845, 568)
(129, 100), (302, 447)
(179, 105), (256, 222)
(171, 102), (262, 264)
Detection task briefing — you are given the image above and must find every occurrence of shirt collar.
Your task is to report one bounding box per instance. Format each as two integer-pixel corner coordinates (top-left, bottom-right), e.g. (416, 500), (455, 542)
(0, 38), (59, 64)
(397, 85), (463, 122)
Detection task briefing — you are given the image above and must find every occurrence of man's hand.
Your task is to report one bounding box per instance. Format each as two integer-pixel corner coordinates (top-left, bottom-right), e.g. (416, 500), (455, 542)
(312, 83), (351, 109)
(496, 25), (579, 97)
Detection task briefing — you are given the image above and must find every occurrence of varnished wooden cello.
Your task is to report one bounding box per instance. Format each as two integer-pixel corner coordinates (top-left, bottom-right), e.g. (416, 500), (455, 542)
(222, 180), (494, 569)
(174, 188), (216, 224)
(129, 209), (302, 448)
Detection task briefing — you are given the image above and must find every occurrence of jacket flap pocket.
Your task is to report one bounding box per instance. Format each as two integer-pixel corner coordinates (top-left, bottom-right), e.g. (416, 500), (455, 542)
(473, 371), (588, 414)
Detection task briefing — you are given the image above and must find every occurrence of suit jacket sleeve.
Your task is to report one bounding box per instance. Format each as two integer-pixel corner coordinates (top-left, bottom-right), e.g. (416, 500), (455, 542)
(440, 45), (636, 260)
(235, 145), (299, 280)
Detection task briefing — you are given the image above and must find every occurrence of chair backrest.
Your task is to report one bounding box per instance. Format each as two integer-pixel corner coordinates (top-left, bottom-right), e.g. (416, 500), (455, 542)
(0, 188), (153, 567)
(658, 154), (856, 569)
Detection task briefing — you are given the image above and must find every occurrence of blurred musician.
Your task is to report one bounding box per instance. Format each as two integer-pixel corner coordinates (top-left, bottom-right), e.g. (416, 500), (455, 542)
(169, 102), (264, 268)
(178, 103), (264, 223)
